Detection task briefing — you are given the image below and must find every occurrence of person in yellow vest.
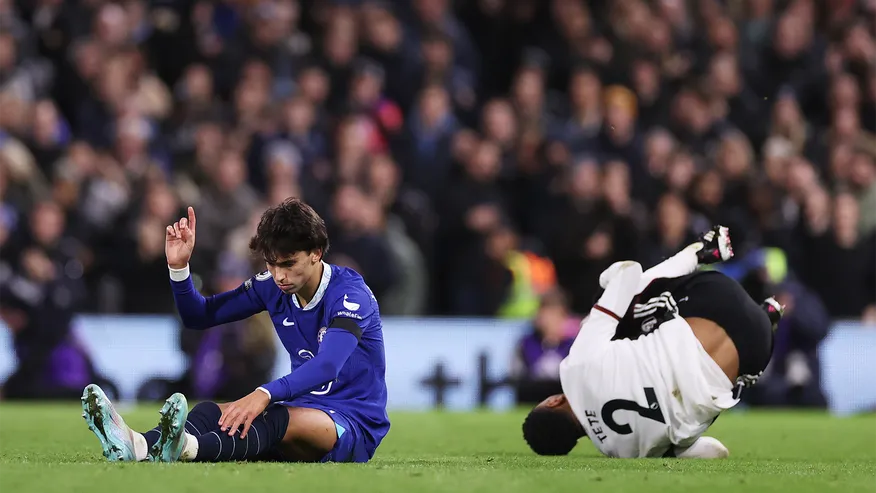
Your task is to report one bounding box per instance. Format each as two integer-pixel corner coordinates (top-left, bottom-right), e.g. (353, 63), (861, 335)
(484, 224), (558, 319)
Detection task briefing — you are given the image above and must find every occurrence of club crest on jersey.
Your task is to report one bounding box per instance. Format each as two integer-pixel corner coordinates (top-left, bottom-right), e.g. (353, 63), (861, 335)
(317, 327), (327, 344)
(255, 271), (272, 281)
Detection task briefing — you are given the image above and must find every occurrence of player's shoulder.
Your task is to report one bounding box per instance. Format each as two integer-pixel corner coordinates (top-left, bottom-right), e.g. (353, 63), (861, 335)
(245, 270), (281, 298)
(326, 264), (370, 294)
(325, 264), (377, 310)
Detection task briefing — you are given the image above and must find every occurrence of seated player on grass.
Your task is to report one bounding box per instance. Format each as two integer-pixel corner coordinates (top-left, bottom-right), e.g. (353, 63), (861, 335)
(81, 198), (390, 463)
(522, 227), (783, 458)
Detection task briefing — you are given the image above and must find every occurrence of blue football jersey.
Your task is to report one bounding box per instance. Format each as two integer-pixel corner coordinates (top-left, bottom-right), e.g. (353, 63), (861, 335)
(242, 263), (390, 454)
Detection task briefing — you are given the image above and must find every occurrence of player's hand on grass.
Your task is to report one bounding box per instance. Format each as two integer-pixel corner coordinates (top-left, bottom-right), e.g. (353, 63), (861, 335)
(166, 206), (196, 269)
(218, 389), (271, 439)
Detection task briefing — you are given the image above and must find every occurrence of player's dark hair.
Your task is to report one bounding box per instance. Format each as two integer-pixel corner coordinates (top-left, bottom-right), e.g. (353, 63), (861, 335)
(249, 198), (330, 264)
(522, 407), (582, 456)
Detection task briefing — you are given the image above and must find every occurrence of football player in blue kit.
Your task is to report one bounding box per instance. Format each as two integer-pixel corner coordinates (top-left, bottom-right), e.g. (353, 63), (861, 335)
(81, 198), (390, 463)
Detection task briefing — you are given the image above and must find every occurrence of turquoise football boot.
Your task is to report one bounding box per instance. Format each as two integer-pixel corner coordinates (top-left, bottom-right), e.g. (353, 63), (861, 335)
(149, 393), (189, 462)
(81, 384), (138, 461)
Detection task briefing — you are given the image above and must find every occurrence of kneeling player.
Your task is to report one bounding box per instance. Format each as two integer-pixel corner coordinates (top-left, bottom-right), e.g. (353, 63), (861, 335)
(522, 227), (781, 458)
(82, 198), (389, 463)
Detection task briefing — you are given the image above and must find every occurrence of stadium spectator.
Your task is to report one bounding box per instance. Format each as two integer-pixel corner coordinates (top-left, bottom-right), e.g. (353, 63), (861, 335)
(184, 254), (277, 402)
(0, 201), (98, 399)
(109, 180), (185, 314)
(1, 0), (875, 404)
(719, 247), (831, 408)
(511, 288), (579, 405)
(327, 183), (399, 302)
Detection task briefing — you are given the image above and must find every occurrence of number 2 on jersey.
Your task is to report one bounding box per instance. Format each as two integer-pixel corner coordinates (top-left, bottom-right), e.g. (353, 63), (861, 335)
(601, 387), (666, 435)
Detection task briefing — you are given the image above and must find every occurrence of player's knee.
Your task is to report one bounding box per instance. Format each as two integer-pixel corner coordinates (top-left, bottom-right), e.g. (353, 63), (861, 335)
(284, 408), (336, 448)
(278, 407), (339, 461)
(191, 401), (223, 419)
(522, 407), (582, 456)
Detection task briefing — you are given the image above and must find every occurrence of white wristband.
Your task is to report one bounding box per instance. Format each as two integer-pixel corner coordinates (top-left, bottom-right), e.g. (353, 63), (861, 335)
(168, 264), (191, 282)
(256, 386), (272, 400)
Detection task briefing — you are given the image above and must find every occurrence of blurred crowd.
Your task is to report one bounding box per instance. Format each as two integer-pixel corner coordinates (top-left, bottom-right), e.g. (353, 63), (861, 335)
(2, 0), (876, 319)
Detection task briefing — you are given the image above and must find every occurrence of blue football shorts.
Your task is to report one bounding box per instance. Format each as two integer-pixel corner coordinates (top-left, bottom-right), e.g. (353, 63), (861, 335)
(279, 401), (372, 463)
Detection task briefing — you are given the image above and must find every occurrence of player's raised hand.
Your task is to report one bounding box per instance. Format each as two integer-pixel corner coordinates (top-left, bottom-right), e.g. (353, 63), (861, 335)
(218, 389), (271, 439)
(165, 206), (197, 269)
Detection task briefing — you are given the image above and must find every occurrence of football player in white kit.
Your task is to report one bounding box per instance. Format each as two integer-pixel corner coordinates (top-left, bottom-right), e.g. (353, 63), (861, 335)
(522, 226), (782, 459)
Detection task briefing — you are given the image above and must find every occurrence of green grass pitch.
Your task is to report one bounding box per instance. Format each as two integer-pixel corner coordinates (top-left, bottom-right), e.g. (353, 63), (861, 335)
(1, 404), (874, 493)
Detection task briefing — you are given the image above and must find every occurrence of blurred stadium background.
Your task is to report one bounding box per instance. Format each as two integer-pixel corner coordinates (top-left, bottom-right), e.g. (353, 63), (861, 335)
(0, 0), (874, 419)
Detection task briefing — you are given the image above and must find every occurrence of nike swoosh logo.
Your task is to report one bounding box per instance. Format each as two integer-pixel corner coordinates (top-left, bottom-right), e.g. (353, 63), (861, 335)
(282, 318), (295, 326)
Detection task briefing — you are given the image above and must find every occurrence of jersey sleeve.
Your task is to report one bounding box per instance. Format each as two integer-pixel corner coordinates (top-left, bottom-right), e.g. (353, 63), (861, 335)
(259, 328), (359, 402)
(325, 286), (375, 340)
(569, 262), (642, 361)
(170, 267), (267, 330)
(257, 283), (373, 403)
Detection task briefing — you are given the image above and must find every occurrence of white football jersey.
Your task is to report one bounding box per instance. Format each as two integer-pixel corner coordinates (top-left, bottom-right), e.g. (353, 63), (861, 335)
(559, 312), (739, 458)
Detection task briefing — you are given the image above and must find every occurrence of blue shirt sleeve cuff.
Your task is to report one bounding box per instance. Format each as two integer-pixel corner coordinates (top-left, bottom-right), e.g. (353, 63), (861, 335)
(261, 379), (287, 402)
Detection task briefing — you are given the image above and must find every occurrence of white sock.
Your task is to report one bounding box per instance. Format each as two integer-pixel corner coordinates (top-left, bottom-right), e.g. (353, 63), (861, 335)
(133, 432), (149, 462)
(180, 432), (199, 461)
(675, 436), (729, 459)
(637, 243), (700, 293)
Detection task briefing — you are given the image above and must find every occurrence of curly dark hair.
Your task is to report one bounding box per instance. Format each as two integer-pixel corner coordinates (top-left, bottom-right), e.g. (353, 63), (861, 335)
(522, 406), (582, 456)
(248, 198), (330, 264)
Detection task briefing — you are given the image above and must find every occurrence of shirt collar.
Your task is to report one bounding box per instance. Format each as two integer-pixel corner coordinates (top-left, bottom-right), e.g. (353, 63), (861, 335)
(291, 261), (332, 311)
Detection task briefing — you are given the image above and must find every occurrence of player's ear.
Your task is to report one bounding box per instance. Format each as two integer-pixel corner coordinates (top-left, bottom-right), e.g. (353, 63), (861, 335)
(312, 249), (322, 264)
(543, 394), (566, 408)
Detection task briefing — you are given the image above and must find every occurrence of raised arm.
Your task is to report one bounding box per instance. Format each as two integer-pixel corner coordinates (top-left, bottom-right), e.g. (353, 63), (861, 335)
(166, 207), (265, 329)
(636, 243), (701, 293)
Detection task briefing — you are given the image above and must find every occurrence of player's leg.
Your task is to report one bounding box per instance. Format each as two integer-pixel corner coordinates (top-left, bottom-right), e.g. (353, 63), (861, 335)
(192, 406), (346, 462)
(153, 398), (360, 463)
(150, 397), (323, 462)
(81, 384), (234, 462)
(599, 226), (733, 294)
(274, 407), (342, 462)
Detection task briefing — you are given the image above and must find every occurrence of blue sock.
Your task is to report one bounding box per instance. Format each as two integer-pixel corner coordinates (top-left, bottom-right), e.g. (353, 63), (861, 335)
(143, 400), (222, 450)
(194, 404), (290, 462)
(144, 427), (161, 449)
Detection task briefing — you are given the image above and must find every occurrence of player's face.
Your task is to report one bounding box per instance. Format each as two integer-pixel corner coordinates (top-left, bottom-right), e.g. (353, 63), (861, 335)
(266, 250), (321, 295)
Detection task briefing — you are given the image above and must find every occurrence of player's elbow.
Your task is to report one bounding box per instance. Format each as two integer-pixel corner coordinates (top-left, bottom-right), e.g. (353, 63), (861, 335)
(314, 357), (344, 380)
